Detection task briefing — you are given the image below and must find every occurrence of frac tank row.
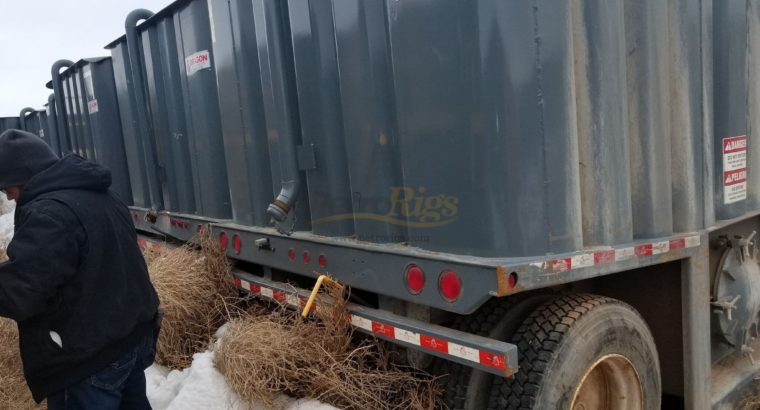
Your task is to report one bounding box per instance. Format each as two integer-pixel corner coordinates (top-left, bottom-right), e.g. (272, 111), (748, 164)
(33, 0), (760, 259)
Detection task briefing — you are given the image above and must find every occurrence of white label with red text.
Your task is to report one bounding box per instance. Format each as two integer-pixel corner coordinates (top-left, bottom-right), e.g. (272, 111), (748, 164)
(87, 99), (99, 114)
(185, 50), (211, 76)
(723, 135), (747, 204)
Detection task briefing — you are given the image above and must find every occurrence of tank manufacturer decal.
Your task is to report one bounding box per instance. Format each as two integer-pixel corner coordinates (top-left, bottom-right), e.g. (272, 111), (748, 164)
(723, 135), (747, 204)
(87, 99), (99, 114)
(185, 50), (212, 76)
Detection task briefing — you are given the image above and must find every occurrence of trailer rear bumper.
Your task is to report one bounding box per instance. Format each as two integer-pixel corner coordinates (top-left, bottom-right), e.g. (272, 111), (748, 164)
(231, 269), (519, 378)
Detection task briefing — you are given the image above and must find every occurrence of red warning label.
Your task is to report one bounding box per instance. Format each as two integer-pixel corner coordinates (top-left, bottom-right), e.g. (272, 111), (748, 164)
(724, 168), (747, 185)
(724, 136), (748, 153)
(723, 135), (747, 204)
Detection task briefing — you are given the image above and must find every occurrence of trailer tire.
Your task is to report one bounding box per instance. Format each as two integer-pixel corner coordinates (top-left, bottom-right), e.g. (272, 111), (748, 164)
(433, 294), (554, 410)
(489, 294), (660, 410)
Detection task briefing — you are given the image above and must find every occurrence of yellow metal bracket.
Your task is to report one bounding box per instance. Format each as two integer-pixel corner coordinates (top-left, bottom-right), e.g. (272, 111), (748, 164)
(301, 275), (343, 317)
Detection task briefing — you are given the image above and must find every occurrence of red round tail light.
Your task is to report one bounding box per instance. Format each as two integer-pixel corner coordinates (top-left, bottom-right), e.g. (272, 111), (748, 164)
(318, 254), (328, 268)
(287, 248), (296, 261)
(232, 235), (242, 254)
(438, 270), (462, 302)
(219, 232), (228, 250)
(508, 272), (518, 290)
(405, 264), (425, 295)
(303, 251), (311, 264)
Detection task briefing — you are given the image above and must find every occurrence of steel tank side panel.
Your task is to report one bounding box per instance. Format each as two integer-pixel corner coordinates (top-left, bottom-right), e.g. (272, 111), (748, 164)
(65, 74), (79, 155)
(62, 76), (79, 156)
(669, 0), (708, 233)
(534, 1), (584, 253)
(331, 0), (407, 244)
(23, 116), (35, 135)
(384, 1), (582, 256)
(70, 72), (87, 158)
(288, 0), (354, 237)
(210, 0), (275, 226)
(624, 0), (673, 239)
(135, 34), (167, 211)
(110, 42), (152, 208)
(573, 0), (633, 246)
(0, 118), (20, 133)
(387, 0), (485, 254)
(74, 72), (91, 158)
(748, 0), (760, 209)
(141, 26), (174, 209)
(142, 21), (198, 214)
(702, 0), (717, 229)
(713, 0), (748, 220)
(38, 112), (49, 141)
(86, 61), (134, 205)
(75, 69), (96, 160)
(53, 88), (71, 154)
(255, 0), (311, 231)
(69, 73), (87, 158)
(157, 18), (197, 213)
(173, 0), (232, 219)
(46, 101), (61, 154)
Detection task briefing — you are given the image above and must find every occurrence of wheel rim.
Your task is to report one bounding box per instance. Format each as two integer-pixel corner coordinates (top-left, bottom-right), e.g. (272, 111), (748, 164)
(570, 354), (644, 410)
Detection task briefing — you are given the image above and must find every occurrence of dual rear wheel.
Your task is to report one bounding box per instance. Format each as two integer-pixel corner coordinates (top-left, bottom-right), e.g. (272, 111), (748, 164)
(436, 294), (660, 410)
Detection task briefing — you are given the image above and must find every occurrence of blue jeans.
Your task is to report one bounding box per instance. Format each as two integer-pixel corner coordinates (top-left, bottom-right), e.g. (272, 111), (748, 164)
(47, 332), (156, 410)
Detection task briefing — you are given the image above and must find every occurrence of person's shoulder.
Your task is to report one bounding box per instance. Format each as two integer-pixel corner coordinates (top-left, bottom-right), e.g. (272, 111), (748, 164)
(25, 197), (80, 226)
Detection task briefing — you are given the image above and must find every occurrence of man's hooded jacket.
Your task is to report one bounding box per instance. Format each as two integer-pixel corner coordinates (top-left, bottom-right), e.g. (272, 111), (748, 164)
(0, 129), (159, 402)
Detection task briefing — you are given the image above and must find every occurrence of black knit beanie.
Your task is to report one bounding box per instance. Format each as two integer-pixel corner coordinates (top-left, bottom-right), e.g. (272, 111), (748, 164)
(0, 129), (59, 189)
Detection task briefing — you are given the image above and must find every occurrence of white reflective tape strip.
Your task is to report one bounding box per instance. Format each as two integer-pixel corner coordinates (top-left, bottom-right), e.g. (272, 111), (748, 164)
(685, 235), (701, 248)
(652, 241), (670, 255)
(239, 279), (251, 291)
(395, 328), (421, 346)
(448, 342), (480, 363)
(615, 247), (635, 261)
(350, 315), (373, 332)
(260, 287), (273, 299)
(570, 253), (594, 269)
(286, 294), (299, 307)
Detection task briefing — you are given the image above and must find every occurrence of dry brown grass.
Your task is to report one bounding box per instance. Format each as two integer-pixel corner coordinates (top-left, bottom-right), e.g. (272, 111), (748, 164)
(0, 318), (44, 409)
(741, 385), (760, 410)
(215, 287), (442, 410)
(145, 230), (237, 369)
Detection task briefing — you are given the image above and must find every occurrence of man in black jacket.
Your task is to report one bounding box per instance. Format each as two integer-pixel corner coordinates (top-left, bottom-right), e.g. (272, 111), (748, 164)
(0, 129), (160, 409)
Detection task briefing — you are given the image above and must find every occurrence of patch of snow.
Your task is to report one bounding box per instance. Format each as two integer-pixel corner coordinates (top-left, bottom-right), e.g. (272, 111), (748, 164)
(0, 194), (14, 256)
(0, 193), (14, 215)
(145, 350), (338, 410)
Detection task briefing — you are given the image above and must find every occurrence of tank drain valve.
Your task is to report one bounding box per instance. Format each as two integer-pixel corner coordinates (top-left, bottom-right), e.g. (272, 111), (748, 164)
(711, 295), (741, 321)
(737, 231), (757, 261)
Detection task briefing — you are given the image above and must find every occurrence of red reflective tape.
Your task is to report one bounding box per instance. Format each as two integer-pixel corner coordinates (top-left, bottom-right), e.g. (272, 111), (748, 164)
(594, 250), (615, 265)
(249, 283), (261, 294)
(273, 291), (287, 302)
(137, 239), (147, 248)
(479, 351), (507, 371)
(420, 335), (449, 354)
(550, 258), (571, 273)
(635, 244), (652, 256)
(233, 278), (242, 288)
(669, 239), (685, 250)
(371, 322), (395, 338)
(299, 298), (317, 312)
